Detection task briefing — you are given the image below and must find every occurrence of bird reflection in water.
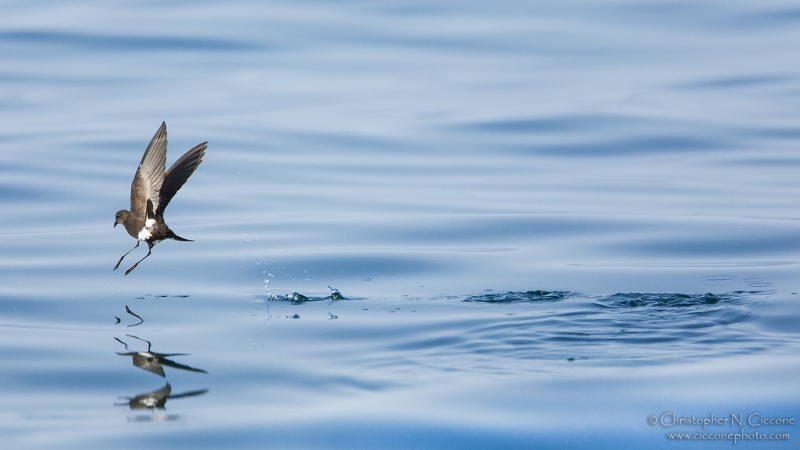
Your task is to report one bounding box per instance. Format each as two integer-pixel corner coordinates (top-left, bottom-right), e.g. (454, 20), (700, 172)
(114, 335), (208, 419)
(116, 383), (208, 410)
(115, 334), (207, 377)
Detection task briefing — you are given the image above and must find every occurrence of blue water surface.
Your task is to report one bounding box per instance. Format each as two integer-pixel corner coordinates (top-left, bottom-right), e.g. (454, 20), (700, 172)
(1, 1), (799, 448)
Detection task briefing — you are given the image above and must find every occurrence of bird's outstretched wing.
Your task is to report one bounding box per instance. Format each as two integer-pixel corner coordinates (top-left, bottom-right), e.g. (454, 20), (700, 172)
(157, 141), (207, 216)
(130, 122), (167, 219)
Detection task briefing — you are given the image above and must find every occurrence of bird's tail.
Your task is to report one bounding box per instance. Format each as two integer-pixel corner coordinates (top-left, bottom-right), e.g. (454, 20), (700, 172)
(171, 234), (193, 242)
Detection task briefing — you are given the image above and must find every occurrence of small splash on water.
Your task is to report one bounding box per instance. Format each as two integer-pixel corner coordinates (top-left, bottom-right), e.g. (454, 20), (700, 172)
(286, 292), (311, 303)
(328, 286), (344, 300)
(263, 288), (348, 304)
(263, 277), (271, 297)
(262, 278), (274, 321)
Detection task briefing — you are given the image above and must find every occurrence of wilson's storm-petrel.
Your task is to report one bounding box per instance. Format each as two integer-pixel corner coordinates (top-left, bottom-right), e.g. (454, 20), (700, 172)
(114, 122), (206, 275)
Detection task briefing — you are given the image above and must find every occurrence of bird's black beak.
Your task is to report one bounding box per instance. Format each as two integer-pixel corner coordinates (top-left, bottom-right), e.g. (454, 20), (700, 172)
(114, 222), (118, 227)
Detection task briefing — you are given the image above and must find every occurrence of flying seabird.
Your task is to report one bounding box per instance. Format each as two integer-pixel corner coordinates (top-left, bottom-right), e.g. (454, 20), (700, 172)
(113, 122), (206, 275)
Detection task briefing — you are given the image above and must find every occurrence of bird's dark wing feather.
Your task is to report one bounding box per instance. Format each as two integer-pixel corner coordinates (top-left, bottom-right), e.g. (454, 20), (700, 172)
(130, 122), (167, 219)
(156, 141), (207, 216)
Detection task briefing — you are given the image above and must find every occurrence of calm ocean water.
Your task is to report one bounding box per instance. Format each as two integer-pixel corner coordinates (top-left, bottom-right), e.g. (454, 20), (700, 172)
(1, 1), (799, 448)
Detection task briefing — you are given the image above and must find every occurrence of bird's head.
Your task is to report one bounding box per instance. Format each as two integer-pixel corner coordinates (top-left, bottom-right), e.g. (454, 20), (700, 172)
(114, 210), (130, 227)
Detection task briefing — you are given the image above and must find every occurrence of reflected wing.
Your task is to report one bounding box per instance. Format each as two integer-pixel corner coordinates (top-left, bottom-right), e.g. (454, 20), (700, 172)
(167, 389), (208, 400)
(156, 141), (206, 216)
(160, 357), (208, 374)
(130, 122), (167, 218)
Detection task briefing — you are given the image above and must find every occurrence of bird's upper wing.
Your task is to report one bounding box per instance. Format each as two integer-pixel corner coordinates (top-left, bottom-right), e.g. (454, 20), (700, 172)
(156, 141), (207, 216)
(130, 122), (167, 219)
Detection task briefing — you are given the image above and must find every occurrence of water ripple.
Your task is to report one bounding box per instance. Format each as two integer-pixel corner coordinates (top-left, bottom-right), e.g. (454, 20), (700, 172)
(592, 291), (743, 308)
(0, 30), (256, 52)
(406, 290), (778, 367)
(463, 290), (572, 303)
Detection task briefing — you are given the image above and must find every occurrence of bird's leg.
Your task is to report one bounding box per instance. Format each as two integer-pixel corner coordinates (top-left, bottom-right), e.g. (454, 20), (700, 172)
(114, 241), (140, 271)
(124, 243), (152, 276)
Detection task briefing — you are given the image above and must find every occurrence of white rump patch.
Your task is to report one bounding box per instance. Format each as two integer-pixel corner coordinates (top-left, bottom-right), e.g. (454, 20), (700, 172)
(145, 218), (156, 229)
(138, 228), (152, 240)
